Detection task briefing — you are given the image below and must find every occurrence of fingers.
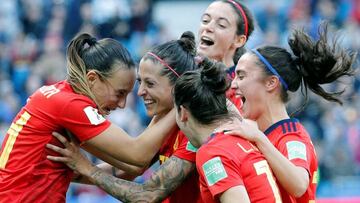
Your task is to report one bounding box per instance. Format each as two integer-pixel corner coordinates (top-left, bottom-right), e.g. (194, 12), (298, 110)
(224, 129), (242, 135)
(46, 143), (69, 156)
(47, 155), (69, 163)
(52, 132), (70, 147)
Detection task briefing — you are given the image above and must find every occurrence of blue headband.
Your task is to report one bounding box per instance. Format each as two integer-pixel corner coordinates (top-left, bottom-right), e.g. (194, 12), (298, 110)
(252, 49), (288, 91)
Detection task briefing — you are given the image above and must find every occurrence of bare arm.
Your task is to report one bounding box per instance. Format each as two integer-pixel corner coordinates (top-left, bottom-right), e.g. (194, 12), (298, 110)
(82, 144), (146, 176)
(219, 186), (250, 203)
(87, 156), (194, 202)
(73, 163), (139, 184)
(224, 119), (309, 197)
(83, 108), (177, 167)
(47, 135), (195, 203)
(255, 135), (309, 197)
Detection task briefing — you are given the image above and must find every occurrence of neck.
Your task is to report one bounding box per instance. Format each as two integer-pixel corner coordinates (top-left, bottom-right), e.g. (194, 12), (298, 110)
(256, 99), (289, 132)
(190, 122), (221, 148)
(222, 53), (235, 68)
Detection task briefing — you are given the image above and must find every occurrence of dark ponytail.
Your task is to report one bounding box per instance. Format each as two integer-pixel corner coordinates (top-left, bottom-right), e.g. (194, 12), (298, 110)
(253, 23), (356, 107)
(174, 57), (230, 125)
(288, 24), (356, 105)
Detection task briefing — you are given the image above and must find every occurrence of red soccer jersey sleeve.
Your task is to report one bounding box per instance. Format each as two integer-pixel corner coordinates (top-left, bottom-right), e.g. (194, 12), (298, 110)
(158, 130), (202, 203)
(197, 150), (244, 200)
(196, 133), (281, 203)
(59, 97), (111, 142)
(173, 131), (197, 163)
(266, 119), (318, 203)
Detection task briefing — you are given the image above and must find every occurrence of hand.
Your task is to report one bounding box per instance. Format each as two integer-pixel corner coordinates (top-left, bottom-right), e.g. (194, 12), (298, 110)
(223, 119), (264, 143)
(214, 117), (242, 133)
(46, 132), (94, 176)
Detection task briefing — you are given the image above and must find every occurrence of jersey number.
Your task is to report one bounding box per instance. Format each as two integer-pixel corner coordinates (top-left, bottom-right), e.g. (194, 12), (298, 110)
(0, 111), (31, 169)
(254, 160), (282, 203)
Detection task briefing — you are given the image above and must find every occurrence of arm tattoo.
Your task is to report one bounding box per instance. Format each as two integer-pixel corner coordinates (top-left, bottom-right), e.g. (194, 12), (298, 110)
(89, 156), (195, 203)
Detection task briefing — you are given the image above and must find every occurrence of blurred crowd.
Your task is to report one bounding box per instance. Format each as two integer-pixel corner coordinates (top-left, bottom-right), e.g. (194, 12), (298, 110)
(0, 0), (359, 202)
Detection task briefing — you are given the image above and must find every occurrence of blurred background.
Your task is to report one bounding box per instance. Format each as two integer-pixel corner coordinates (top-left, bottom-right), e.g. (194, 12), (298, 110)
(0, 0), (359, 202)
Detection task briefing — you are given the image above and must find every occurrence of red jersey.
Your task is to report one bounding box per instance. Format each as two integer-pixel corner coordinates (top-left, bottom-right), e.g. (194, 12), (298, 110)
(158, 129), (202, 203)
(264, 118), (318, 203)
(196, 132), (282, 203)
(0, 80), (111, 203)
(226, 65), (243, 112)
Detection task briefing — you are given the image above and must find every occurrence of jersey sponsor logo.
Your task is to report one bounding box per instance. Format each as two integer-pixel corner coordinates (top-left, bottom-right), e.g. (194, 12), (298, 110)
(186, 141), (198, 152)
(286, 141), (307, 161)
(202, 157), (228, 186)
(83, 106), (106, 125)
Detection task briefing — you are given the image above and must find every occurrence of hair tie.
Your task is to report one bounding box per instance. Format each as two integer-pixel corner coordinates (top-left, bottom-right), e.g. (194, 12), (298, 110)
(227, 0), (248, 37)
(252, 49), (288, 90)
(87, 37), (97, 46)
(147, 52), (180, 77)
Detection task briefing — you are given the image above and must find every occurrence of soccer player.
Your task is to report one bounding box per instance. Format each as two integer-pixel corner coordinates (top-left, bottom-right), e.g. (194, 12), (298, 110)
(227, 23), (356, 202)
(48, 31), (203, 203)
(197, 0), (255, 110)
(0, 33), (176, 202)
(173, 57), (282, 202)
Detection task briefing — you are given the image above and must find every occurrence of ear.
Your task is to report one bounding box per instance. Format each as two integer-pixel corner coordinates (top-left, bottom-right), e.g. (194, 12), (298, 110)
(179, 105), (189, 122)
(86, 70), (100, 87)
(265, 75), (280, 92)
(233, 34), (247, 49)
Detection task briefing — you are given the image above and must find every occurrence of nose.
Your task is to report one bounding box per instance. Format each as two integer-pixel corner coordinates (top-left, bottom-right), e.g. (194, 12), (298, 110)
(117, 98), (126, 109)
(231, 79), (238, 90)
(203, 21), (215, 33)
(137, 83), (146, 96)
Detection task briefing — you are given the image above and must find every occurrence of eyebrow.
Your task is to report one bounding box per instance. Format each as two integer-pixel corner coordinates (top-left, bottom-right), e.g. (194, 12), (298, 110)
(236, 69), (246, 75)
(218, 17), (230, 25)
(202, 13), (230, 25)
(202, 13), (210, 18)
(137, 77), (157, 84)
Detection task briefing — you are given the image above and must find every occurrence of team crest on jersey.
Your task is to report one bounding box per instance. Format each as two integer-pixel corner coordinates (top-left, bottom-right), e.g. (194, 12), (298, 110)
(83, 106), (106, 125)
(202, 157), (228, 186)
(286, 141), (307, 161)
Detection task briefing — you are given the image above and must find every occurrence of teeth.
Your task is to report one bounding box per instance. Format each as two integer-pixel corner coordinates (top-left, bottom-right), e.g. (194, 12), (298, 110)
(201, 36), (214, 46)
(201, 36), (212, 41)
(144, 100), (154, 104)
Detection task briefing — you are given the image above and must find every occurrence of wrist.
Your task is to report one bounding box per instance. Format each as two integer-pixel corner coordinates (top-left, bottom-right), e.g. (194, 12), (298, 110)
(81, 164), (97, 178)
(255, 134), (270, 152)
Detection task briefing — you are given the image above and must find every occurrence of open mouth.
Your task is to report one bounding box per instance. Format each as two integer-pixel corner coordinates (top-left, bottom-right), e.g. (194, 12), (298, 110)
(143, 99), (155, 107)
(241, 96), (246, 104)
(200, 36), (215, 46)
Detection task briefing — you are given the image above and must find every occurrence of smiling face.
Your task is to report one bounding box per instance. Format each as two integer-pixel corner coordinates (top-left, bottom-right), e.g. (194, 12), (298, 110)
(90, 66), (136, 115)
(231, 53), (268, 120)
(137, 58), (174, 117)
(197, 1), (240, 63)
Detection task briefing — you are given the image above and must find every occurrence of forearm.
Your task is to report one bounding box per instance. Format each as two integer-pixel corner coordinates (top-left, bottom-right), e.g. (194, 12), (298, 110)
(133, 109), (176, 163)
(88, 167), (161, 203)
(84, 156), (194, 203)
(83, 145), (146, 176)
(256, 137), (309, 197)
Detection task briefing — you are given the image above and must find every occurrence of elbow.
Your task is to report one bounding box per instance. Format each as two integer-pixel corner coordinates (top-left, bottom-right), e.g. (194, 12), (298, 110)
(131, 155), (150, 168)
(291, 181), (308, 198)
